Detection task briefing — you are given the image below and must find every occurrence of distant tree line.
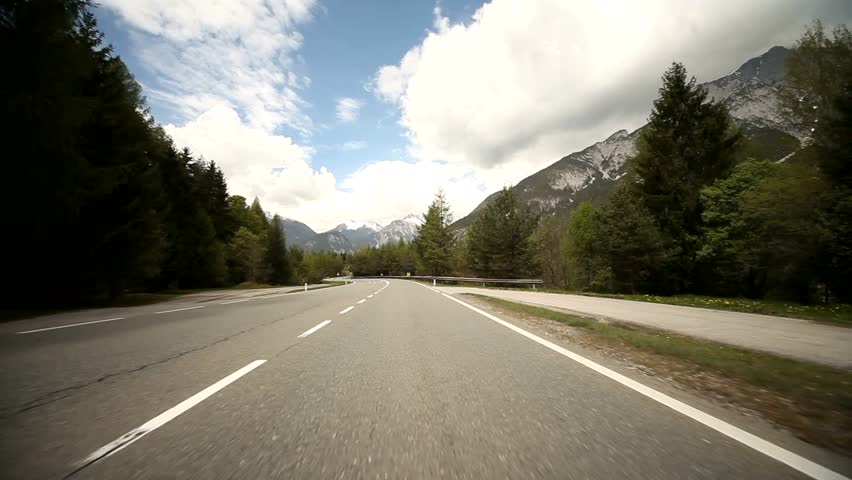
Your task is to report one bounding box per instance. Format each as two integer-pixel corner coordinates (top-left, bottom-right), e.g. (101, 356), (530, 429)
(353, 188), (538, 280)
(349, 240), (418, 277)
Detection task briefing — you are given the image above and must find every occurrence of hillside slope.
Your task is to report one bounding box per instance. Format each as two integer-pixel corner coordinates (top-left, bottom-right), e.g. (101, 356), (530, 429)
(280, 218), (317, 247)
(452, 46), (801, 231)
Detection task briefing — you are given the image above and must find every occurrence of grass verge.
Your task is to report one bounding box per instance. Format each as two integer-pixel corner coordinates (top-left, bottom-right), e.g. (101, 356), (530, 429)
(464, 294), (852, 453)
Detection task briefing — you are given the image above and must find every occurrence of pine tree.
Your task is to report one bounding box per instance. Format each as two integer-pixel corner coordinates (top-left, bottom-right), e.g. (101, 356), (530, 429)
(288, 245), (306, 283)
(781, 22), (852, 302)
(196, 160), (230, 241)
(563, 203), (601, 290)
(465, 187), (538, 278)
(250, 198), (269, 231)
(816, 82), (852, 302)
(413, 190), (456, 275)
(228, 227), (264, 283)
(264, 214), (289, 284)
(593, 185), (668, 293)
(781, 22), (852, 139)
(2, 0), (174, 302)
(531, 215), (569, 289)
(631, 62), (740, 292)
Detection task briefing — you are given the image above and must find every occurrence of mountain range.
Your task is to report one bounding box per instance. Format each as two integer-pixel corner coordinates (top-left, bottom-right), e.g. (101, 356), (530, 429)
(452, 45), (802, 230)
(280, 215), (422, 254)
(284, 46), (799, 250)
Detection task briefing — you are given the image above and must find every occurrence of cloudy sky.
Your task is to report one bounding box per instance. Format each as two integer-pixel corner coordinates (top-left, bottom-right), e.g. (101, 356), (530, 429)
(95, 0), (851, 231)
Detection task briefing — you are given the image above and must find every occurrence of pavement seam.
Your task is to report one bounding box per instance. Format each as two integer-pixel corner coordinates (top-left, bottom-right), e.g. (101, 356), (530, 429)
(4, 309), (306, 419)
(6, 286), (366, 417)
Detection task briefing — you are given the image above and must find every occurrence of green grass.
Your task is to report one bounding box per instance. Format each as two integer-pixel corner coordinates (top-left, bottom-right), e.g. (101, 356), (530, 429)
(466, 294), (852, 451)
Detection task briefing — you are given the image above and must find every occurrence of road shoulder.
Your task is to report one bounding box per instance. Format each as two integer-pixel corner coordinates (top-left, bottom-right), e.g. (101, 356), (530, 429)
(433, 286), (852, 369)
(457, 293), (852, 474)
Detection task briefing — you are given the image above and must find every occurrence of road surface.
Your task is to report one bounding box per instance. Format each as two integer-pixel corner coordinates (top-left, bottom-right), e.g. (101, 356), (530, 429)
(433, 286), (852, 369)
(0, 280), (849, 479)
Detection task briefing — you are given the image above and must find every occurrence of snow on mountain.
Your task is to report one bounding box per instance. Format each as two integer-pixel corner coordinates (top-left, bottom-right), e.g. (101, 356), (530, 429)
(401, 214), (422, 225)
(452, 46), (800, 231)
(288, 214), (421, 252)
(304, 231), (353, 254)
(704, 46), (801, 138)
(373, 214), (421, 246)
(335, 220), (384, 232)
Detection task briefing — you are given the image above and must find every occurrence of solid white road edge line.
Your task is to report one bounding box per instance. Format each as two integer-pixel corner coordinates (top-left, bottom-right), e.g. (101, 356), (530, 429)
(16, 317), (125, 335)
(220, 298), (252, 305)
(339, 306), (354, 315)
(75, 360), (267, 467)
(412, 280), (440, 293)
(298, 320), (332, 338)
(357, 299), (366, 304)
(440, 292), (848, 480)
(154, 305), (204, 315)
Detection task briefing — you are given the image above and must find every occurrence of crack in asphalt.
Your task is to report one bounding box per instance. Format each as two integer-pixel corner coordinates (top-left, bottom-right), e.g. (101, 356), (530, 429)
(3, 298), (333, 420)
(5, 327), (254, 419)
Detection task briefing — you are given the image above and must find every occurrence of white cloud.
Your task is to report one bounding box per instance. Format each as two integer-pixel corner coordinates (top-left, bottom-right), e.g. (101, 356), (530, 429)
(336, 97), (363, 122)
(372, 47), (420, 103)
(164, 105), (485, 232)
(101, 0), (317, 133)
(432, 4), (450, 33)
(165, 104), (336, 208)
(102, 0), (482, 231)
(162, 106), (491, 230)
(283, 160), (486, 231)
(375, 0), (852, 175)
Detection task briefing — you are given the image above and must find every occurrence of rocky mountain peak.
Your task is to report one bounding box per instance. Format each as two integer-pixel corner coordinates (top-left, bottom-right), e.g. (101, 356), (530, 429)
(283, 214), (421, 252)
(604, 129), (630, 142)
(731, 45), (788, 84)
(401, 213), (422, 225)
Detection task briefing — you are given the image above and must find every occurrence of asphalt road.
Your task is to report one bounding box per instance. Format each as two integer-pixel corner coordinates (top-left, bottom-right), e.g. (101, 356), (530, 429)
(433, 286), (852, 369)
(0, 280), (849, 479)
